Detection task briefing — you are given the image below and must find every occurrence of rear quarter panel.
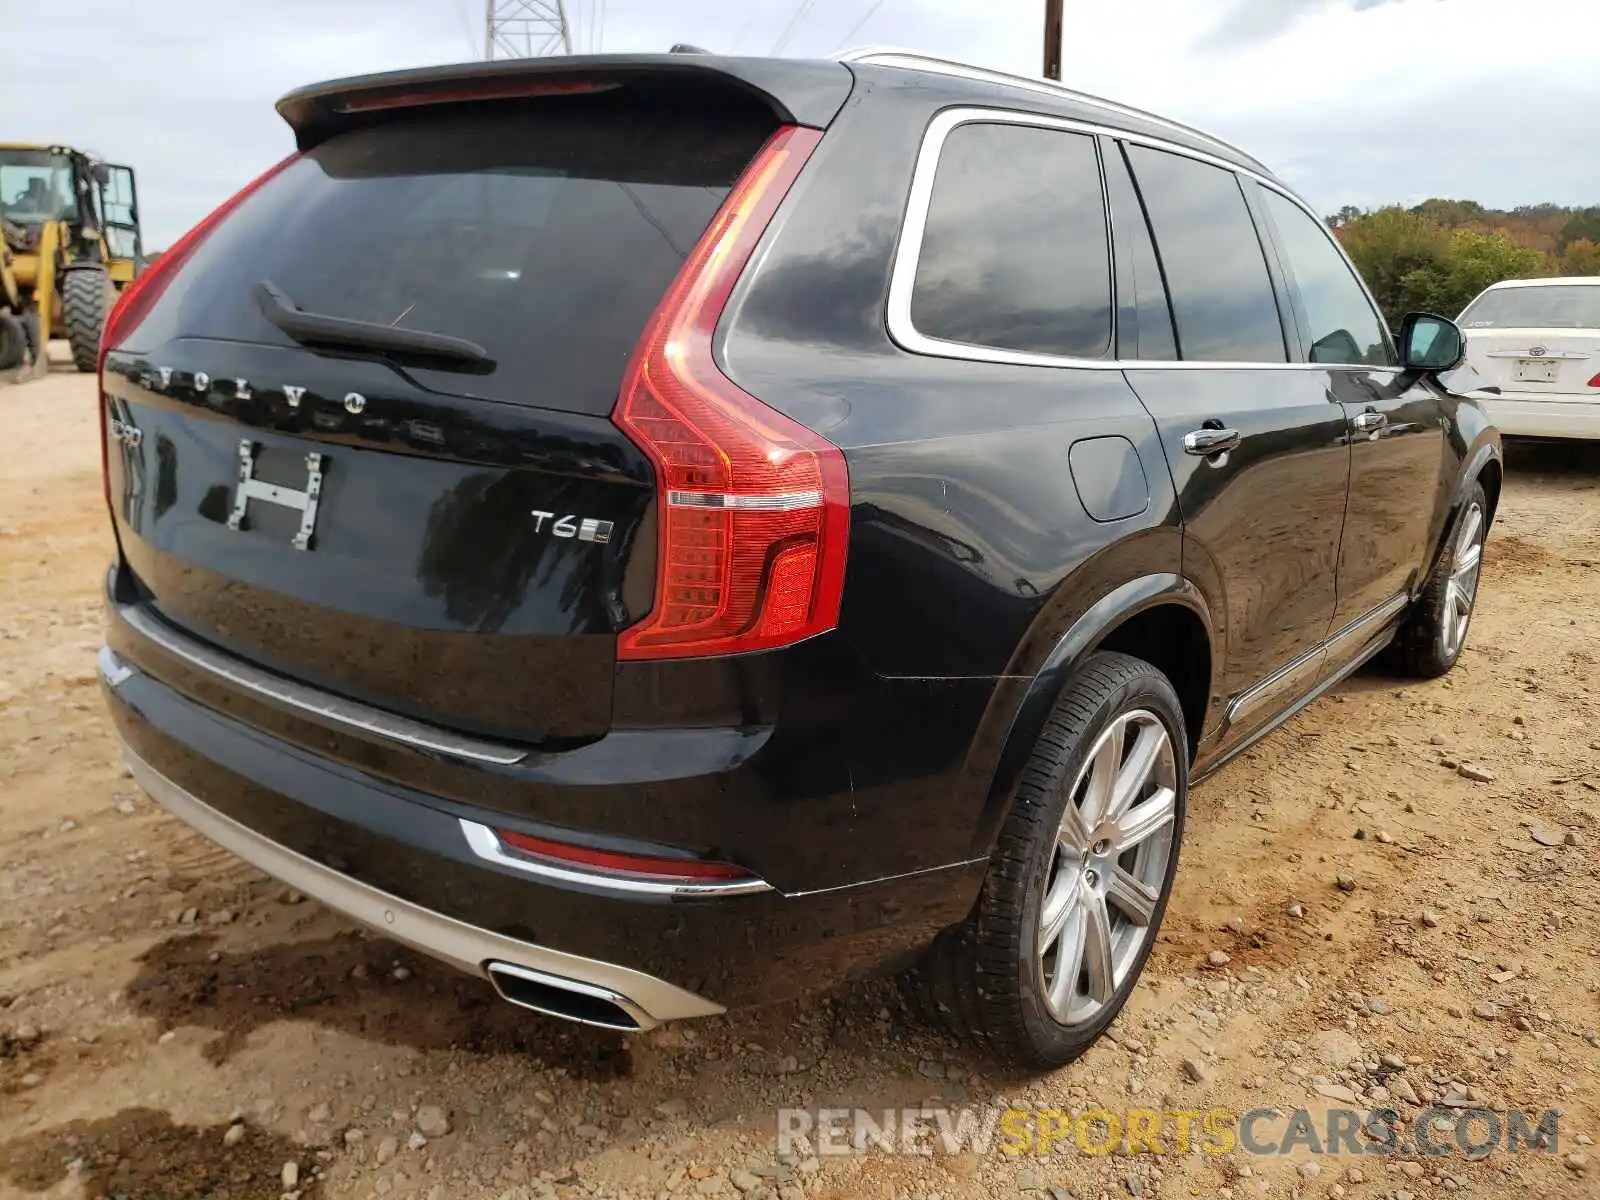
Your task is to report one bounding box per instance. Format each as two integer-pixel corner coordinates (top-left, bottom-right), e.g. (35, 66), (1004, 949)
(720, 76), (1186, 867)
(720, 79), (1182, 679)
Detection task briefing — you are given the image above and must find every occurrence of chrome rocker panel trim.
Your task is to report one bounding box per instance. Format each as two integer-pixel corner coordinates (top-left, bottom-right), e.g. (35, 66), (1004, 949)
(1224, 594), (1408, 729)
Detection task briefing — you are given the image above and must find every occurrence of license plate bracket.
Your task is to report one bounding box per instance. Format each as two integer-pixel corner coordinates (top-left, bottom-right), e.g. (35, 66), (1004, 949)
(1514, 358), (1559, 383)
(227, 439), (326, 550)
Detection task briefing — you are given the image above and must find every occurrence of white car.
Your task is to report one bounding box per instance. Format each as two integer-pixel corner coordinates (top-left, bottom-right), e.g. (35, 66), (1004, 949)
(1457, 276), (1600, 440)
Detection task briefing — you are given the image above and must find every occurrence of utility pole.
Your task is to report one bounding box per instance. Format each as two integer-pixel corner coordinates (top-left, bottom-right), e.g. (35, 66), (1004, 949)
(484, 0), (572, 59)
(1043, 0), (1063, 80)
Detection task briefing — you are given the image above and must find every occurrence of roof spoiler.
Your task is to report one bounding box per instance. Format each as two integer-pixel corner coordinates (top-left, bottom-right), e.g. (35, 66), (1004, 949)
(275, 55), (854, 151)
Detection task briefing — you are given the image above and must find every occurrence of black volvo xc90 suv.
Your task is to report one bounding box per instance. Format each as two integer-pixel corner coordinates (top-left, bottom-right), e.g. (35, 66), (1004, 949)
(98, 50), (1500, 1066)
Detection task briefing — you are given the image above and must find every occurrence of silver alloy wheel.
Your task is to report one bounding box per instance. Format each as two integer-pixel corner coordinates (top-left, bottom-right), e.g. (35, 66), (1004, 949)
(1442, 502), (1485, 659)
(1037, 709), (1178, 1027)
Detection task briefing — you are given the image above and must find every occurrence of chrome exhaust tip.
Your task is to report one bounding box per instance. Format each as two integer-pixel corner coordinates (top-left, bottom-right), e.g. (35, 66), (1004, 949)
(485, 962), (656, 1032)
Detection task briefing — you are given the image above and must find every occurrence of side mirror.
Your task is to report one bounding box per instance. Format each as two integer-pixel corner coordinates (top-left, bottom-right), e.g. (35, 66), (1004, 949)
(1398, 312), (1465, 373)
(90, 163), (111, 187)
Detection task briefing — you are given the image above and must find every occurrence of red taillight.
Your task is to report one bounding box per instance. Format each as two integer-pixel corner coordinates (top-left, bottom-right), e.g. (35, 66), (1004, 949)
(613, 125), (847, 661)
(1588, 371), (1600, 388)
(495, 828), (755, 882)
(99, 152), (302, 508)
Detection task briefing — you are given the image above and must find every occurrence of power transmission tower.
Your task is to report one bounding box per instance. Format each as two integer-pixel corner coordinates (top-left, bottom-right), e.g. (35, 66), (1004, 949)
(1043, 0), (1063, 80)
(484, 0), (572, 59)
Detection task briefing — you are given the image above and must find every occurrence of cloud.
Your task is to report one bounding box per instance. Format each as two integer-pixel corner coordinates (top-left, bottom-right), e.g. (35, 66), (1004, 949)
(1, 0), (481, 247)
(1226, 65), (1600, 212)
(1067, 0), (1599, 211)
(1198, 0), (1418, 49)
(0, 0), (1594, 246)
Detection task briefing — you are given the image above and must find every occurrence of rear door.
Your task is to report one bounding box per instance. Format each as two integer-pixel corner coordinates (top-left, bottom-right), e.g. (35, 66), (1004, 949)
(1459, 283), (1600, 396)
(1253, 184), (1447, 638)
(101, 95), (778, 744)
(1115, 142), (1350, 748)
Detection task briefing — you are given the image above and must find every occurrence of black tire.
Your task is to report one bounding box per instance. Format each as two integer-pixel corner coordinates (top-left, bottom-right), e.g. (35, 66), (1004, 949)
(0, 313), (22, 371)
(20, 307), (40, 363)
(901, 651), (1188, 1068)
(1388, 479), (1489, 679)
(62, 267), (117, 373)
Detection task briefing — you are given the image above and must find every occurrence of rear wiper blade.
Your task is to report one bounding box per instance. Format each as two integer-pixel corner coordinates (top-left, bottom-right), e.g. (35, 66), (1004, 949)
(255, 280), (493, 369)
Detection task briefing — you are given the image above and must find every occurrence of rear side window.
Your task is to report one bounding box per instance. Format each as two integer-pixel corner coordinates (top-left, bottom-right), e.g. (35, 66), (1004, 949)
(123, 99), (775, 413)
(909, 122), (1111, 359)
(1261, 189), (1394, 366)
(1125, 145), (1286, 363)
(1104, 143), (1177, 361)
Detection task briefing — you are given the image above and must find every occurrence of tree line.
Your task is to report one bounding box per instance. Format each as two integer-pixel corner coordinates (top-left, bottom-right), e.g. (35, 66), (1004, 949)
(1327, 201), (1600, 326)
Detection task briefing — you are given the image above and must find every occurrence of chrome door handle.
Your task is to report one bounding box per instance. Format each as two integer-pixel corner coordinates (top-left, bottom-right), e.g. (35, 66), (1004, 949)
(1182, 427), (1241, 457)
(1353, 409), (1386, 432)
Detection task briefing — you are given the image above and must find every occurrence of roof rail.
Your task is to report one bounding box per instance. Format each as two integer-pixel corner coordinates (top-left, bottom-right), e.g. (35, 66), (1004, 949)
(835, 48), (1266, 173)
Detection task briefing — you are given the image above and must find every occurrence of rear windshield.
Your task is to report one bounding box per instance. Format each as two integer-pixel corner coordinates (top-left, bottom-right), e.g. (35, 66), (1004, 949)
(126, 98), (774, 412)
(1460, 285), (1600, 330)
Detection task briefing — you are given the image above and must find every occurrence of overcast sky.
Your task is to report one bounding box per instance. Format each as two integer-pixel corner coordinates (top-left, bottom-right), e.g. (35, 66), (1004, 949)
(5, 0), (1596, 246)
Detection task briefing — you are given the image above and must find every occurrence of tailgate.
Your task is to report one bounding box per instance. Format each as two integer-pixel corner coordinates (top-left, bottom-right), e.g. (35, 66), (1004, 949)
(104, 339), (651, 743)
(100, 89), (787, 745)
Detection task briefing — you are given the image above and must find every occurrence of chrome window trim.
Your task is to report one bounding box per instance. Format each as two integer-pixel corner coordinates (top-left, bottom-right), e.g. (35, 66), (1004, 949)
(888, 109), (1117, 367)
(888, 106), (1400, 376)
(116, 602), (528, 766)
(458, 819), (774, 898)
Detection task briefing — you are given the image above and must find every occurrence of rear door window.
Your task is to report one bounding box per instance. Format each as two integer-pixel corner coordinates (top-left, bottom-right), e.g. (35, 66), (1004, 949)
(1104, 142), (1177, 361)
(1125, 145), (1286, 363)
(123, 100), (775, 413)
(909, 122), (1112, 359)
(1260, 189), (1394, 366)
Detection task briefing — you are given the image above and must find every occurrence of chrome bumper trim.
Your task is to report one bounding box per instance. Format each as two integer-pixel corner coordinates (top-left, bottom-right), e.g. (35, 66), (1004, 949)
(115, 602), (527, 766)
(458, 819), (773, 898)
(117, 737), (724, 1028)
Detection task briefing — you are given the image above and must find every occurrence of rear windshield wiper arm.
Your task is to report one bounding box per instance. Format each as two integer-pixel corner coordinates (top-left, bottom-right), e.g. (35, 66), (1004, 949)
(255, 280), (493, 369)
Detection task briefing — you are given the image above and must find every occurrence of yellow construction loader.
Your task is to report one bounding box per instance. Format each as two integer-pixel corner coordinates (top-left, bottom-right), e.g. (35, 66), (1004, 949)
(0, 144), (143, 377)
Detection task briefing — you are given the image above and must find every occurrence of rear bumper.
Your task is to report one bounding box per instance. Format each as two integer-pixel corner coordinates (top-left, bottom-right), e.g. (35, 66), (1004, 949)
(119, 738), (716, 1029)
(1477, 394), (1600, 440)
(101, 645), (988, 1015)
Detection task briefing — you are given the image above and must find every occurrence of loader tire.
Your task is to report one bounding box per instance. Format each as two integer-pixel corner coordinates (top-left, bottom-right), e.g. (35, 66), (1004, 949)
(0, 313), (23, 371)
(21, 308), (40, 363)
(63, 267), (117, 373)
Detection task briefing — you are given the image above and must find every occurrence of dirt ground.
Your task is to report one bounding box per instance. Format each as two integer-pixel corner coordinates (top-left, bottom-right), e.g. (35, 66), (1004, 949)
(2, 367), (1598, 1200)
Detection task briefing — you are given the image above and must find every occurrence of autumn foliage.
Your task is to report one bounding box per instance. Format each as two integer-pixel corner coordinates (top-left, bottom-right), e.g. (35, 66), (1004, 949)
(1327, 201), (1600, 326)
